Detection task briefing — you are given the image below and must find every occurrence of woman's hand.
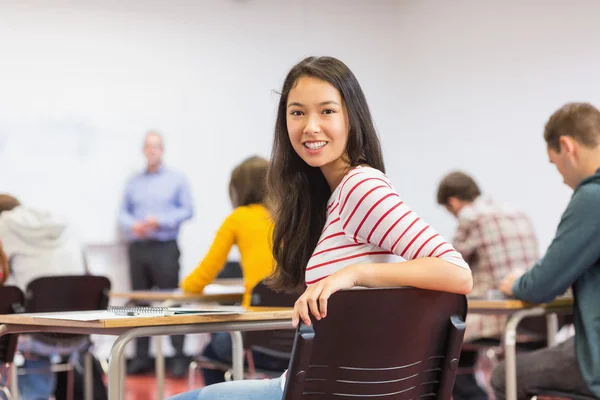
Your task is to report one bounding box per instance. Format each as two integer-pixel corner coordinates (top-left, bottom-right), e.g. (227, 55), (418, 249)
(292, 264), (360, 327)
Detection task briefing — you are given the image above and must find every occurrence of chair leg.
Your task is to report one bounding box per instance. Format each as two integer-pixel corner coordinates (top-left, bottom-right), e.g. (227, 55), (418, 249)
(84, 352), (94, 400)
(188, 361), (198, 390)
(246, 349), (256, 377)
(66, 365), (74, 400)
(9, 363), (18, 400)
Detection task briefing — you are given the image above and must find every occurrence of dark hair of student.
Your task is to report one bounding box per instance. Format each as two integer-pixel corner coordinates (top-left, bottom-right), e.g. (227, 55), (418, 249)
(0, 194), (20, 215)
(436, 171), (481, 205)
(267, 56), (385, 291)
(544, 102), (600, 152)
(229, 156), (270, 208)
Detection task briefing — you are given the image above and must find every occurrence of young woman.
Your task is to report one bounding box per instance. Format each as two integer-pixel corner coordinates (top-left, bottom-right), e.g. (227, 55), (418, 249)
(181, 155), (286, 384)
(169, 56), (472, 400)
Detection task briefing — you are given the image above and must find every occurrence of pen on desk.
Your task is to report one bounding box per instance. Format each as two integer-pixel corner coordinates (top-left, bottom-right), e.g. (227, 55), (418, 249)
(113, 311), (138, 316)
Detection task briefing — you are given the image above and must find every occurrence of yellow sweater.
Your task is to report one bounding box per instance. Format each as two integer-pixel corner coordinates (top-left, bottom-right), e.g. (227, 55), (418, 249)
(181, 204), (275, 307)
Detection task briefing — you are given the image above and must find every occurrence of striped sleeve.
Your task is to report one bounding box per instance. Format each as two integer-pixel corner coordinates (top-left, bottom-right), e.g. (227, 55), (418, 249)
(336, 168), (469, 269)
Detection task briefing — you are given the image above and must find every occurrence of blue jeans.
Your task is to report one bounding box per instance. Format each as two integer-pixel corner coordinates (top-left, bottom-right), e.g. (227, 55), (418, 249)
(17, 335), (90, 400)
(167, 377), (283, 400)
(18, 356), (56, 400)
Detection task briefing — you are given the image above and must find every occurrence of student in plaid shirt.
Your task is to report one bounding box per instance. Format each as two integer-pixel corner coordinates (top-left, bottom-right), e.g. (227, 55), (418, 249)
(438, 172), (539, 400)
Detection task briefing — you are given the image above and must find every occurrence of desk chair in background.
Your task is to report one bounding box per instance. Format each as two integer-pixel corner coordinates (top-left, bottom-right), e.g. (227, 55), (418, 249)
(15, 275), (111, 400)
(0, 286), (25, 400)
(215, 261), (243, 279)
(283, 287), (467, 400)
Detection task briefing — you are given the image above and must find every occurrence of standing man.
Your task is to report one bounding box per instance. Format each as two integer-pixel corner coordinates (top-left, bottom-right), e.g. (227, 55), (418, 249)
(493, 103), (600, 399)
(437, 172), (539, 400)
(119, 131), (194, 378)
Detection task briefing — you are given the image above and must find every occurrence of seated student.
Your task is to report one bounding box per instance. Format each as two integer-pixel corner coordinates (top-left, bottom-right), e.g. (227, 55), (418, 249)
(437, 172), (539, 400)
(0, 194), (88, 400)
(169, 56), (472, 400)
(492, 103), (600, 400)
(181, 156), (286, 384)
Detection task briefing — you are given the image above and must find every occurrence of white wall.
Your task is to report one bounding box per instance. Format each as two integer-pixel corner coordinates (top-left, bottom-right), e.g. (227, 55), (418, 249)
(1, 0), (600, 282)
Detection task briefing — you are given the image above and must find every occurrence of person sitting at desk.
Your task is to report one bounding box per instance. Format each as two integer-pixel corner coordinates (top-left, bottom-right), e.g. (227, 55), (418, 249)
(493, 103), (600, 400)
(0, 194), (88, 400)
(437, 171), (539, 400)
(181, 155), (284, 385)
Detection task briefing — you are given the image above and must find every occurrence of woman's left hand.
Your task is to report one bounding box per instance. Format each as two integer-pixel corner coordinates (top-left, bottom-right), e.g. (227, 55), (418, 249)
(292, 264), (360, 327)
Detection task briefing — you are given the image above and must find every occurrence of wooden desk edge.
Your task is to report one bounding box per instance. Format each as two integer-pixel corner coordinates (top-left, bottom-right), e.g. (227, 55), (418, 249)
(0, 307), (293, 330)
(468, 297), (573, 310)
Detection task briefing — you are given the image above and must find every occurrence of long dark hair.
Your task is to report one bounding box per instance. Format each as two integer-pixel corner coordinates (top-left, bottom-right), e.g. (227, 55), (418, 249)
(268, 56), (385, 291)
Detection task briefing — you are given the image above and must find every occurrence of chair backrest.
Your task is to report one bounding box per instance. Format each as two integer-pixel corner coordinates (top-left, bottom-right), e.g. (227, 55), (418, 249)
(25, 275), (111, 313)
(283, 287), (467, 400)
(216, 260), (243, 279)
(245, 281), (299, 357)
(0, 286), (25, 363)
(24, 275), (111, 342)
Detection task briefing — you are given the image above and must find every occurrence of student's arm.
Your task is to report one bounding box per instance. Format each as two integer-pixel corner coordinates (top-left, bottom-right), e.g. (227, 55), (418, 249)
(292, 171), (472, 327)
(511, 186), (600, 304)
(156, 177), (194, 230)
(337, 171), (471, 294)
(180, 211), (237, 293)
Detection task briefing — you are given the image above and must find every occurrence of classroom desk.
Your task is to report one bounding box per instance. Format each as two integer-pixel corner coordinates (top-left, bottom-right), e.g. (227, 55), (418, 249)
(0, 307), (294, 400)
(108, 280), (246, 399)
(468, 296), (574, 400)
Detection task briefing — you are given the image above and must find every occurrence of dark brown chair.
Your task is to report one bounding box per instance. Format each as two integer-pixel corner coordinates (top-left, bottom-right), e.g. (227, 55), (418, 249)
(18, 275), (111, 400)
(282, 287), (467, 400)
(0, 286), (25, 399)
(243, 281), (298, 378)
(531, 391), (598, 400)
(216, 261), (243, 279)
(24, 275), (110, 346)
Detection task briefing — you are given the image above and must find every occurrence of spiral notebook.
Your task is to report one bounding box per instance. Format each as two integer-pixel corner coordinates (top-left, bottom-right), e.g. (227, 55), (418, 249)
(107, 305), (245, 316)
(31, 305), (245, 321)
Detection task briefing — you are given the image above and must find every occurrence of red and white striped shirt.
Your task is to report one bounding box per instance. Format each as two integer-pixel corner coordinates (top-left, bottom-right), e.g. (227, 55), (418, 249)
(305, 166), (469, 285)
(281, 166), (469, 390)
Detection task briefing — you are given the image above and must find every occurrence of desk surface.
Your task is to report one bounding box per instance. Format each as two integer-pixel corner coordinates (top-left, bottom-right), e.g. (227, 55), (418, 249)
(0, 307), (293, 330)
(109, 279), (245, 302)
(468, 296), (573, 311)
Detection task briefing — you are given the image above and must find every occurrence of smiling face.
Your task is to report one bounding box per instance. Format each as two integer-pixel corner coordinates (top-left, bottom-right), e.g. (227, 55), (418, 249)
(286, 76), (351, 185)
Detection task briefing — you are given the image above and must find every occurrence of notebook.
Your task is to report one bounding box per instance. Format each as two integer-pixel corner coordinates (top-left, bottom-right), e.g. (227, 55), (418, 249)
(31, 305), (245, 321)
(107, 305), (245, 316)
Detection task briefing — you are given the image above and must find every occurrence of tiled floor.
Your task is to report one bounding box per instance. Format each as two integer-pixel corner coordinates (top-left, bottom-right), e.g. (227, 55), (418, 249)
(123, 374), (199, 400)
